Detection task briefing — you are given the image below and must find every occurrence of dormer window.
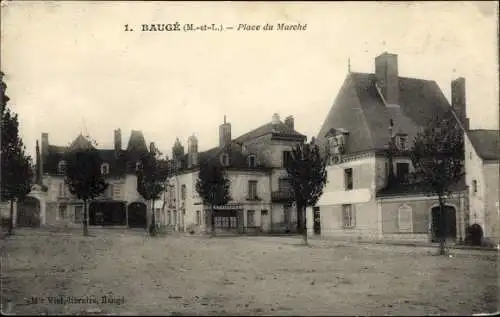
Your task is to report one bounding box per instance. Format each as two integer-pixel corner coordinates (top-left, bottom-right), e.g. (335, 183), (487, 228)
(220, 153), (230, 167)
(325, 128), (349, 157)
(58, 160), (66, 175)
(397, 135), (409, 151)
(248, 155), (256, 168)
(101, 163), (110, 175)
(136, 161), (142, 171)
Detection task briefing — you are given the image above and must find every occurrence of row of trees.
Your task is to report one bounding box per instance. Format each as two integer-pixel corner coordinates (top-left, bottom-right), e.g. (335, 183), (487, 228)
(1, 69), (463, 255)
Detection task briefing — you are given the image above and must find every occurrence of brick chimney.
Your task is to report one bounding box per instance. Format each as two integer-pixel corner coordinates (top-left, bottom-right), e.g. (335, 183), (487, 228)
(284, 115), (294, 130)
(219, 115), (231, 148)
(114, 129), (122, 152)
(375, 52), (399, 105)
(451, 77), (469, 130)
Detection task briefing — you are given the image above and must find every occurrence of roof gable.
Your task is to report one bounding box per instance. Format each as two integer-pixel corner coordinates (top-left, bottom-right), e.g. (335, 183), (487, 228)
(317, 72), (454, 154)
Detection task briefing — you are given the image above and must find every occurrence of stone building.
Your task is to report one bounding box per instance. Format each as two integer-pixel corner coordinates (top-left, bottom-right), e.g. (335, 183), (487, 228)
(14, 129), (159, 228)
(307, 52), (468, 244)
(163, 114), (306, 234)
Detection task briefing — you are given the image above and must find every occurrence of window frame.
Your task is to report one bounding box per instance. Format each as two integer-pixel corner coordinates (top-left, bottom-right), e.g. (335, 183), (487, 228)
(344, 168), (353, 190)
(342, 204), (355, 229)
(247, 210), (256, 227)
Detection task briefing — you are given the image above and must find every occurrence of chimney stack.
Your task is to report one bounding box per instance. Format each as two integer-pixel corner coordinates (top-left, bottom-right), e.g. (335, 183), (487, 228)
(219, 115), (232, 148)
(271, 113), (280, 125)
(284, 115), (294, 130)
(451, 77), (469, 130)
(41, 133), (49, 157)
(114, 129), (122, 152)
(375, 52), (399, 105)
(187, 134), (198, 168)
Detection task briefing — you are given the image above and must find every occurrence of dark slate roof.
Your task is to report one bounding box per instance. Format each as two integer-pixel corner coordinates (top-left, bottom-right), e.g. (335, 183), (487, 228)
(234, 121), (306, 143)
(467, 129), (500, 161)
(42, 131), (149, 176)
(174, 141), (271, 173)
(127, 130), (148, 153)
(316, 72), (452, 154)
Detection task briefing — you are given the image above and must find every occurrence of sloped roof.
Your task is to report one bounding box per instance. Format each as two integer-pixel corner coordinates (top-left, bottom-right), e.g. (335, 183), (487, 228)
(42, 131), (150, 176)
(467, 129), (500, 161)
(127, 130), (148, 153)
(234, 121), (306, 143)
(316, 72), (451, 154)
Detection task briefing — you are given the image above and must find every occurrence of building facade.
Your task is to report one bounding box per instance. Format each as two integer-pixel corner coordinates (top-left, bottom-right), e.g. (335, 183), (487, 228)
(306, 52), (468, 244)
(13, 129), (160, 229)
(464, 129), (499, 246)
(163, 113), (306, 234)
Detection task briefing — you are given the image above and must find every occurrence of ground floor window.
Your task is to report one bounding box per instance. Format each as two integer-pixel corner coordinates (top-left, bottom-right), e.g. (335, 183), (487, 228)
(196, 210), (201, 225)
(342, 204), (355, 229)
(214, 216), (238, 229)
(74, 205), (83, 224)
(58, 204), (67, 220)
(247, 210), (256, 227)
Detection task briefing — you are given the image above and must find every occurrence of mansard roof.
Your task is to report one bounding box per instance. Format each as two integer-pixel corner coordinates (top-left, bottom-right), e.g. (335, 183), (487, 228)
(42, 131), (150, 176)
(316, 72), (453, 154)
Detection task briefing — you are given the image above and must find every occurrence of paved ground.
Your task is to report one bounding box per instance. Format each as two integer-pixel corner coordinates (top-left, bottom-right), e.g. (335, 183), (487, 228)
(1, 228), (498, 315)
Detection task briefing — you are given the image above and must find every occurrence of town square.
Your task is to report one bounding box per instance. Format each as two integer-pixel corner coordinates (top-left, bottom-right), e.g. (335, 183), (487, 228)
(1, 1), (498, 316)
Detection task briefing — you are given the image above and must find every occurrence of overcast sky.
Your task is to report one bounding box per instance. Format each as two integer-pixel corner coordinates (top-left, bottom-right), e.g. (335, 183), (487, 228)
(1, 1), (498, 158)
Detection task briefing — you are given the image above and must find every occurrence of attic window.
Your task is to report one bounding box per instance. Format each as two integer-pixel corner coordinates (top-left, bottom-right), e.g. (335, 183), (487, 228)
(248, 155), (256, 168)
(101, 163), (110, 175)
(58, 160), (66, 175)
(220, 153), (230, 167)
(397, 135), (408, 151)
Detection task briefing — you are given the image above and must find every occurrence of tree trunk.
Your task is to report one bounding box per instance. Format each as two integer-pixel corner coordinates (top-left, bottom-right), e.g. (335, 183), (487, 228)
(83, 200), (89, 236)
(302, 205), (308, 246)
(8, 199), (14, 235)
(296, 202), (302, 233)
(438, 199), (446, 255)
(211, 205), (215, 237)
(150, 200), (156, 236)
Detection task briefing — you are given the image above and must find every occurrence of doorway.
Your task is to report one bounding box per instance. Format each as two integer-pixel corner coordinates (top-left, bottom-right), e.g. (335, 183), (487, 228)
(431, 205), (457, 242)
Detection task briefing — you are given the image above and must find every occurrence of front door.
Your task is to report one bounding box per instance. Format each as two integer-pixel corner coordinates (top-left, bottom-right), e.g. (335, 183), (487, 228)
(431, 205), (457, 242)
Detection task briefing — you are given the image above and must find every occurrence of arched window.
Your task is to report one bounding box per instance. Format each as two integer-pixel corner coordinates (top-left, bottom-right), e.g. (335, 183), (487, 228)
(101, 163), (110, 175)
(58, 160), (66, 174)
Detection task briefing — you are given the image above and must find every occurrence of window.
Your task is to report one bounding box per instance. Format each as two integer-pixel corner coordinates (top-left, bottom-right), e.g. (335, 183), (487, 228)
(261, 210), (268, 215)
(283, 205), (290, 223)
(220, 153), (230, 167)
(196, 210), (201, 225)
(248, 155), (256, 168)
(344, 168), (353, 190)
(106, 184), (114, 198)
(248, 180), (258, 200)
(469, 152), (472, 160)
(58, 161), (66, 174)
(396, 163), (410, 182)
(472, 180), (477, 195)
(342, 204), (355, 229)
(135, 161), (142, 171)
(74, 206), (83, 224)
(59, 183), (64, 197)
(397, 135), (408, 151)
(398, 204), (413, 233)
(283, 150), (292, 168)
(247, 210), (255, 227)
(101, 163), (110, 175)
(58, 204), (67, 220)
(181, 185), (186, 200)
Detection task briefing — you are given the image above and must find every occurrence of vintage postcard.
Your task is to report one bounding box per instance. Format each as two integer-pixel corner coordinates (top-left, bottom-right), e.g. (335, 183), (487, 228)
(1, 1), (498, 315)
